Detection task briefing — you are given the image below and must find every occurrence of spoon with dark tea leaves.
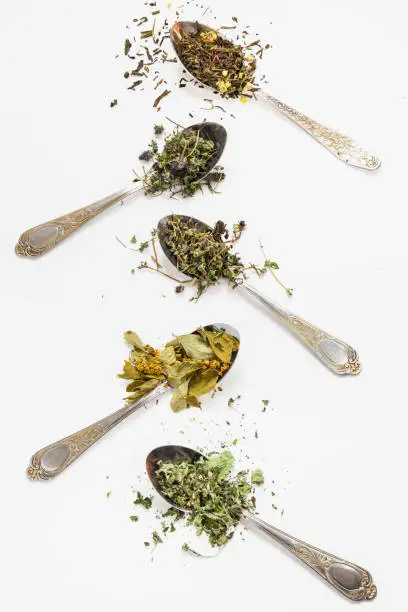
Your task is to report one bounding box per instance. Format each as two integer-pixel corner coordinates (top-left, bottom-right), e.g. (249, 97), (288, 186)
(147, 444), (376, 601)
(170, 21), (380, 170)
(15, 122), (227, 258)
(158, 215), (360, 375)
(26, 323), (239, 481)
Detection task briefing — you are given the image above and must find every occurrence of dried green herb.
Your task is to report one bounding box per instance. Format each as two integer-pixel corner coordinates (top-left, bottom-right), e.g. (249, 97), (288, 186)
(152, 530), (163, 545)
(140, 216), (292, 299)
(136, 126), (224, 198)
(118, 327), (239, 411)
(129, 515), (139, 522)
(251, 469), (264, 485)
(124, 39), (132, 56)
(155, 451), (254, 547)
(133, 491), (153, 509)
(154, 124), (165, 135)
(176, 26), (257, 98)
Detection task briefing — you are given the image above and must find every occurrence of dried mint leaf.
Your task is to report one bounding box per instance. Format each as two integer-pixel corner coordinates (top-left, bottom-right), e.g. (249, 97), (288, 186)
(251, 469), (264, 485)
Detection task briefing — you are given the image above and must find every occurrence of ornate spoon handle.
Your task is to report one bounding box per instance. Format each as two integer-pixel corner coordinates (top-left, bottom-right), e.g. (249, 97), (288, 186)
(248, 515), (376, 601)
(15, 183), (142, 257)
(27, 384), (167, 480)
(258, 90), (381, 170)
(242, 282), (360, 374)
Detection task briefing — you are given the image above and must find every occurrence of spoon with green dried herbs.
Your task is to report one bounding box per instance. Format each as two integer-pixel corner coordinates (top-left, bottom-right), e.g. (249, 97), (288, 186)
(154, 214), (360, 375)
(146, 445), (377, 601)
(26, 323), (239, 481)
(170, 21), (380, 170)
(15, 122), (227, 258)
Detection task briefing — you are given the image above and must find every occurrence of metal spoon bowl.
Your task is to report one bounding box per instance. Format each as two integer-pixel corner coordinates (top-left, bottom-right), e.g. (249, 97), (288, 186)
(145, 444), (376, 601)
(170, 21), (214, 90)
(183, 122), (227, 177)
(157, 214), (212, 271)
(15, 121), (227, 258)
(146, 444), (204, 510)
(170, 21), (380, 170)
(157, 214), (361, 375)
(27, 322), (239, 481)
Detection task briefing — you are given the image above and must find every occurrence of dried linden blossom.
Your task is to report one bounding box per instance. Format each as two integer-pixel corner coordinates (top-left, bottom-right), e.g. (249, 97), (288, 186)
(118, 328), (239, 412)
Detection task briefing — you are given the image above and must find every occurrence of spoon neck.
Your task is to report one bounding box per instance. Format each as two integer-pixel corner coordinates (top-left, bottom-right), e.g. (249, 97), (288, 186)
(245, 513), (296, 551)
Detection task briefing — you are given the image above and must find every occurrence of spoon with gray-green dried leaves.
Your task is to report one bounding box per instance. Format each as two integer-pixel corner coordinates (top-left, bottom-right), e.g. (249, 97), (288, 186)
(15, 122), (226, 258)
(157, 215), (360, 375)
(147, 444), (377, 602)
(27, 323), (239, 481)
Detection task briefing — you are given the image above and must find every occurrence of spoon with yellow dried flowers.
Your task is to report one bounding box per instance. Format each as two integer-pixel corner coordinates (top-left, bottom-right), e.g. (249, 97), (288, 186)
(15, 122), (227, 258)
(26, 323), (239, 481)
(170, 21), (380, 170)
(154, 215), (360, 375)
(146, 445), (377, 601)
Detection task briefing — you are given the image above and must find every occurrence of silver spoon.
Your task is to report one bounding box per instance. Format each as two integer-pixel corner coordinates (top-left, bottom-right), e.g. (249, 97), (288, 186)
(146, 444), (377, 601)
(15, 122), (227, 258)
(26, 323), (239, 481)
(157, 215), (360, 375)
(170, 21), (380, 171)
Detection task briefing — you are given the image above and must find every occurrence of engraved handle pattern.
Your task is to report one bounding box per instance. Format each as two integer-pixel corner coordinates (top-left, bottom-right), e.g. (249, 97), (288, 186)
(248, 515), (376, 601)
(287, 314), (360, 375)
(15, 184), (141, 257)
(294, 542), (376, 601)
(259, 90), (381, 170)
(242, 283), (360, 375)
(27, 384), (167, 480)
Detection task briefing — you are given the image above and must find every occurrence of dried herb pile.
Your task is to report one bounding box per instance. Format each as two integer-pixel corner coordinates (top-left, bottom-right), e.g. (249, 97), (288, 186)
(136, 125), (225, 197)
(176, 26), (259, 99)
(119, 327), (239, 412)
(155, 450), (254, 547)
(114, 4), (271, 109)
(137, 215), (293, 298)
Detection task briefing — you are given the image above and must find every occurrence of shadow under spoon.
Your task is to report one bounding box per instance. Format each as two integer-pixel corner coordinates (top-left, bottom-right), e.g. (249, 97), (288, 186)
(170, 21), (380, 170)
(157, 214), (360, 375)
(26, 323), (239, 481)
(15, 122), (227, 258)
(146, 444), (377, 601)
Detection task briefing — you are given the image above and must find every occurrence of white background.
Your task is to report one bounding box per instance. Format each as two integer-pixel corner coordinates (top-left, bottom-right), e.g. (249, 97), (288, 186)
(0, 1), (406, 610)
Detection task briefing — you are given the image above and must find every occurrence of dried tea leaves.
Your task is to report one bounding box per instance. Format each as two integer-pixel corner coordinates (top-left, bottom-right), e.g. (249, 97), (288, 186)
(176, 25), (258, 98)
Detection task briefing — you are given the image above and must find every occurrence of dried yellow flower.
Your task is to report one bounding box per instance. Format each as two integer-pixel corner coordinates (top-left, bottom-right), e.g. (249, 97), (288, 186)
(222, 70), (228, 77)
(200, 30), (217, 44)
(216, 79), (231, 93)
(240, 96), (248, 103)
